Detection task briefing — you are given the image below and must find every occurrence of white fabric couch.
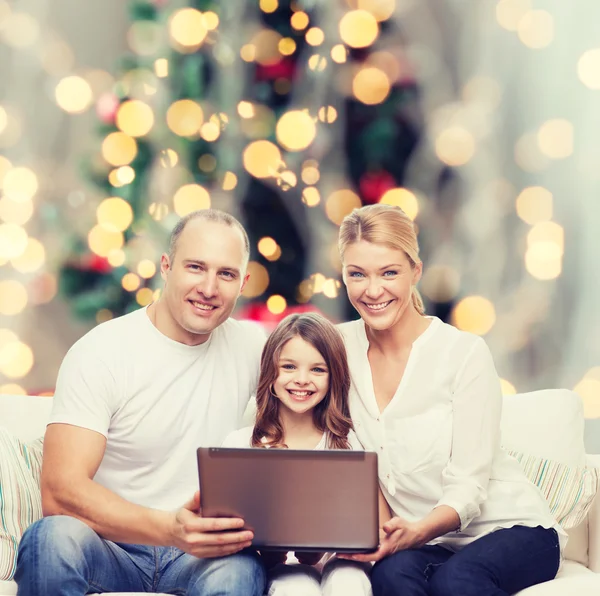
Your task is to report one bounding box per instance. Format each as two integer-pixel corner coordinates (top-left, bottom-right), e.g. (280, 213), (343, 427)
(1, 389), (599, 595)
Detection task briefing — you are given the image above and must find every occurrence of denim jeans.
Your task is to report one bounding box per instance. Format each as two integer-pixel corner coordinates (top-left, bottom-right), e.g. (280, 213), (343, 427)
(371, 525), (560, 596)
(15, 515), (266, 596)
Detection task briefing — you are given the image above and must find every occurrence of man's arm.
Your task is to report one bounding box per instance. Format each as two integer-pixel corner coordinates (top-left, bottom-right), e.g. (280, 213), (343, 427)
(42, 423), (254, 557)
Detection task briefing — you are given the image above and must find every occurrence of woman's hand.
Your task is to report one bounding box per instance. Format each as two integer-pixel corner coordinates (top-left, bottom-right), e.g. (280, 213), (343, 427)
(340, 516), (426, 563)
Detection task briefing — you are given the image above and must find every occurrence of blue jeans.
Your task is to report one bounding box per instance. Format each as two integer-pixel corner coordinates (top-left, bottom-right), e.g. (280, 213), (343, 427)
(15, 515), (266, 596)
(371, 525), (560, 596)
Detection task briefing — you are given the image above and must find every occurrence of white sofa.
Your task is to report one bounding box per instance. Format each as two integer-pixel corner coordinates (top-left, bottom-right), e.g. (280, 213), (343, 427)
(1, 390), (600, 595)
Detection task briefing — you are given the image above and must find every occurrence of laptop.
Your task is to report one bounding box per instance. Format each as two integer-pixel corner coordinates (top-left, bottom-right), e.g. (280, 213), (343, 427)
(197, 447), (379, 553)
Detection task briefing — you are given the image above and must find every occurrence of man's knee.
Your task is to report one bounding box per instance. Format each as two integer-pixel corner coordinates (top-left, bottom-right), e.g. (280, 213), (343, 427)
(199, 551), (266, 596)
(20, 515), (98, 556)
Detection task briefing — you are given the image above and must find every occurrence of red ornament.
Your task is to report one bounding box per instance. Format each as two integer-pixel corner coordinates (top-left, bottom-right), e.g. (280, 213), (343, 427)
(359, 171), (396, 204)
(255, 58), (296, 82)
(83, 254), (113, 274)
(96, 93), (120, 125)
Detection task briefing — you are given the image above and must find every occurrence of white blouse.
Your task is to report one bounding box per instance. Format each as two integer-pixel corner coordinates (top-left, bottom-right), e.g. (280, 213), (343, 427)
(338, 317), (566, 552)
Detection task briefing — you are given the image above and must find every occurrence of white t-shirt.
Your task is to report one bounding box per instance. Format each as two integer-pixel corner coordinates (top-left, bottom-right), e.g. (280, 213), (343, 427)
(222, 426), (363, 450)
(338, 316), (566, 552)
(49, 307), (266, 511)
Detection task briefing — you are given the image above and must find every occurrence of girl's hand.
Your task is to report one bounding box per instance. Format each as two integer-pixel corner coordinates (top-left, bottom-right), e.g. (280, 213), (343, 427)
(340, 516), (426, 563)
(296, 551), (325, 565)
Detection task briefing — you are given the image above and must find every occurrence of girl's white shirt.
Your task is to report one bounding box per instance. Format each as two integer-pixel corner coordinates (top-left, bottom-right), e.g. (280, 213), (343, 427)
(337, 316), (566, 552)
(222, 426), (363, 451)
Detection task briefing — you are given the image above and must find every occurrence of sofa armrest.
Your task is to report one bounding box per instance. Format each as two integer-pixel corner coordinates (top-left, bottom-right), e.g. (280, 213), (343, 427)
(586, 454), (600, 572)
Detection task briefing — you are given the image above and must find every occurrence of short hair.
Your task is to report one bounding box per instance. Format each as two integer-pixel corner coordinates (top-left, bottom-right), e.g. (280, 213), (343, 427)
(168, 209), (250, 265)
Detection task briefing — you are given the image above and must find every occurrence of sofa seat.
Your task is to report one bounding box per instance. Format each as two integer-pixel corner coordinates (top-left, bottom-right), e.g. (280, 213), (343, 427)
(516, 560), (600, 594)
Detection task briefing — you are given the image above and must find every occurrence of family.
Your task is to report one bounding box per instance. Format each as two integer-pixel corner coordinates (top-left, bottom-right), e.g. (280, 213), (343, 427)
(15, 205), (565, 596)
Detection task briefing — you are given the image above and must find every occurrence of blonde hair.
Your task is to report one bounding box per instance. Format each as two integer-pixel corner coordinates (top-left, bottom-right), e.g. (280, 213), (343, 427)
(338, 204), (425, 315)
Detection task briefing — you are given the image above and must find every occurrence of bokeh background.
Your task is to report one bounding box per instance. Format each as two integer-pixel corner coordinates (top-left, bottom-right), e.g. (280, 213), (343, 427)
(1, 0), (599, 450)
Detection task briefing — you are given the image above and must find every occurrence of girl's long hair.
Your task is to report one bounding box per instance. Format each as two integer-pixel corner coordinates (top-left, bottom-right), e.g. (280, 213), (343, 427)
(251, 313), (353, 450)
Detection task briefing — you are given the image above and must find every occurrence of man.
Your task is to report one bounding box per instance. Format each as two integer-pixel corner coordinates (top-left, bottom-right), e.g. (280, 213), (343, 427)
(15, 209), (267, 596)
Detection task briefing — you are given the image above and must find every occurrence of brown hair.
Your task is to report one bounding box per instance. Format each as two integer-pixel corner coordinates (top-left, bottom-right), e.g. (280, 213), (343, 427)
(252, 313), (353, 450)
(339, 203), (425, 315)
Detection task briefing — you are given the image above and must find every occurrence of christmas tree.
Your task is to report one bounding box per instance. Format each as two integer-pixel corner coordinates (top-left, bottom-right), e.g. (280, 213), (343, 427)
(59, 0), (422, 326)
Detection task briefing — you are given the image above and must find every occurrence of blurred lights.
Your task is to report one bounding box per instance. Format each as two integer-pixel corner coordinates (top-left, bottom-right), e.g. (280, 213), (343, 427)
(0, 223), (28, 259)
(198, 154), (217, 172)
(0, 340), (33, 378)
(0, 12), (39, 48)
(276, 110), (316, 151)
(267, 295), (287, 315)
(302, 187), (321, 206)
(122, 272), (141, 292)
(243, 140), (282, 178)
(11, 238), (45, 273)
(242, 261), (270, 298)
(159, 148), (179, 168)
(0, 197), (34, 225)
(279, 37), (296, 56)
(578, 49), (600, 90)
(97, 197), (134, 232)
(55, 76), (93, 114)
(2, 167), (38, 202)
(302, 164), (320, 185)
(116, 100), (154, 137)
(525, 221), (564, 280)
(258, 237), (279, 259)
(238, 101), (255, 118)
(173, 184), (211, 216)
(88, 225), (124, 258)
(435, 127), (475, 167)
(495, 0), (531, 32)
(29, 272), (57, 305)
(251, 29), (283, 66)
(169, 8), (208, 51)
(203, 12), (219, 30)
(154, 58), (168, 78)
(102, 132), (138, 166)
(515, 186), (553, 224)
(222, 171), (238, 190)
(306, 27), (325, 46)
(452, 296), (496, 336)
(136, 288), (154, 306)
(356, 0), (396, 22)
(308, 55), (327, 72)
(291, 12), (309, 31)
(353, 67), (390, 105)
(325, 189), (362, 225)
(517, 10), (554, 49)
(200, 121), (220, 141)
(0, 280), (28, 316)
(379, 188), (419, 220)
(166, 100), (204, 137)
(318, 106), (337, 123)
(331, 44), (348, 64)
(260, 0), (278, 13)
(537, 119), (573, 159)
(339, 10), (379, 48)
(107, 249), (126, 267)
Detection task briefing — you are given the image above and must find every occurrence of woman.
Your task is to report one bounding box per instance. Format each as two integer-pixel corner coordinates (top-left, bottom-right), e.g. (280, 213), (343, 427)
(337, 204), (565, 596)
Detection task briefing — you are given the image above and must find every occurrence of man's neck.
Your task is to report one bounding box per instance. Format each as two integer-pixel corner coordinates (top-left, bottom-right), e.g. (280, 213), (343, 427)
(147, 300), (211, 346)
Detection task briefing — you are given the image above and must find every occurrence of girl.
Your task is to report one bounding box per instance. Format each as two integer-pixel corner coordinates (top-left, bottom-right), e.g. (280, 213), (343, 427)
(223, 312), (389, 596)
(337, 203), (565, 596)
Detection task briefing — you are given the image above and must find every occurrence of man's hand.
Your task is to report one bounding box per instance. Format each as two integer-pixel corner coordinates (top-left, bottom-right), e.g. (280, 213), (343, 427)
(340, 516), (426, 563)
(169, 491), (254, 558)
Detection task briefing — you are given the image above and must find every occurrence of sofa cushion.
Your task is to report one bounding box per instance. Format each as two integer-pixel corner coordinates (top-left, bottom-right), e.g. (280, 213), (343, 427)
(507, 450), (599, 529)
(0, 395), (52, 443)
(0, 428), (43, 581)
(501, 390), (586, 467)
